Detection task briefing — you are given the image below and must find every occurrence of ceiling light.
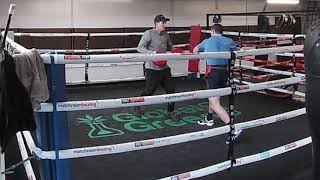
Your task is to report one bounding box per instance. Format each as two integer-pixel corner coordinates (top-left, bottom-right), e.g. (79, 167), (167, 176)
(267, 0), (299, 4)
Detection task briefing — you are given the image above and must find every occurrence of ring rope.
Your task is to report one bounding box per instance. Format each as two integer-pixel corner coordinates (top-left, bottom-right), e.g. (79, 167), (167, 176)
(201, 30), (306, 39)
(236, 64), (304, 77)
(240, 38), (292, 44)
(22, 108), (306, 160)
(13, 30), (306, 39)
(16, 132), (36, 179)
(159, 137), (311, 180)
(35, 76), (304, 112)
(234, 79), (305, 98)
(0, 132), (37, 179)
(37, 43), (189, 54)
(14, 30), (191, 37)
(240, 57), (304, 69)
(275, 52), (304, 57)
(4, 35), (303, 64)
(38, 45), (303, 64)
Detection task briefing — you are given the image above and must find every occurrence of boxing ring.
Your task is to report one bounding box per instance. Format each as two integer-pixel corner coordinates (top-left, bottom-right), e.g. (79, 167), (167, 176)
(1, 4), (311, 177)
(0, 26), (311, 180)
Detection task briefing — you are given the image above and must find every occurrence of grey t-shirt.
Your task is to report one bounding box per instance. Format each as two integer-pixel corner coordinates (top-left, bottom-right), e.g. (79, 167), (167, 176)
(137, 28), (173, 70)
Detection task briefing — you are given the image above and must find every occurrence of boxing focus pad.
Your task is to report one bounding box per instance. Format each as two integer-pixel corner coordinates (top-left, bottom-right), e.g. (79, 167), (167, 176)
(152, 51), (167, 66)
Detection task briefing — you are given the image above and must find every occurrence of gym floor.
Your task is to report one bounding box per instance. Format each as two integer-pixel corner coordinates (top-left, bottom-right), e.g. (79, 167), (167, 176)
(5, 77), (311, 180)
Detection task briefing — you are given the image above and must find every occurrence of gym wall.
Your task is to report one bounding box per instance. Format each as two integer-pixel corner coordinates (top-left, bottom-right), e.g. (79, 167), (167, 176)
(0, 0), (301, 28)
(0, 0), (302, 84)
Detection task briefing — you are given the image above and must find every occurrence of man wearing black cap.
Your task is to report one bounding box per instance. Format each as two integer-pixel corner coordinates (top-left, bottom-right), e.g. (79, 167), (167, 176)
(135, 14), (179, 121)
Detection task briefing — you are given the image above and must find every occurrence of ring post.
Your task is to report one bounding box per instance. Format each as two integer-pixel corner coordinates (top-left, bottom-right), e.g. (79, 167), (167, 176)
(36, 55), (71, 180)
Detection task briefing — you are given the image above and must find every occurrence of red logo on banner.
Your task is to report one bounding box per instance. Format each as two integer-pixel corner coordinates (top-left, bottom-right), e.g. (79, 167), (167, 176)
(180, 52), (194, 55)
(134, 140), (155, 147)
(237, 85), (250, 90)
(64, 55), (90, 60)
(276, 115), (288, 122)
(120, 54), (137, 60)
(170, 173), (191, 180)
(121, 97), (145, 104)
(285, 143), (297, 150)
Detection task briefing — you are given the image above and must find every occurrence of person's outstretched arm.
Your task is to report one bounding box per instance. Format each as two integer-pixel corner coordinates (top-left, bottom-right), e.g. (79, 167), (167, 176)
(230, 40), (240, 51)
(193, 40), (205, 53)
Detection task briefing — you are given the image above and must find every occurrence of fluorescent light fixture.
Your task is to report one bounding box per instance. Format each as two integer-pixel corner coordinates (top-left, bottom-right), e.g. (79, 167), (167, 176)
(267, 0), (299, 4)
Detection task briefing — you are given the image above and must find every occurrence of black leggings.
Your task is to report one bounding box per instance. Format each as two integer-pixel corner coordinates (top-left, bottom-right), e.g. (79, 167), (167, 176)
(141, 68), (175, 112)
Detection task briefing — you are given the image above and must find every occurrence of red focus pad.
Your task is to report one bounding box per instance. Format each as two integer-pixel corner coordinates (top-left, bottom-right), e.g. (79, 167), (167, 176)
(152, 60), (167, 66)
(152, 51), (167, 66)
(205, 64), (212, 76)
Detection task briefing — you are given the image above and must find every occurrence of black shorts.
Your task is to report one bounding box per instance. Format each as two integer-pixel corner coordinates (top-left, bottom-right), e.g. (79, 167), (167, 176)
(206, 69), (228, 89)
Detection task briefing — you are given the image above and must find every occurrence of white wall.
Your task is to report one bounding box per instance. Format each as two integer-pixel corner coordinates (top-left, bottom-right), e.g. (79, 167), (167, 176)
(0, 0), (72, 28)
(0, 0), (301, 28)
(0, 0), (302, 84)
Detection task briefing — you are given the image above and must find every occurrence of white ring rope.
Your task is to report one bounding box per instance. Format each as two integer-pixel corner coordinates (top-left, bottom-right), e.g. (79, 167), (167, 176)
(23, 107), (306, 160)
(14, 30), (306, 39)
(202, 30), (306, 39)
(275, 52), (304, 57)
(65, 76), (306, 99)
(236, 63), (305, 77)
(4, 35), (303, 64)
(16, 132), (36, 180)
(64, 64), (304, 86)
(36, 76), (304, 112)
(158, 137), (311, 180)
(38, 45), (302, 64)
(65, 72), (193, 85)
(5, 35), (29, 53)
(37, 44), (189, 54)
(234, 79), (305, 98)
(14, 30), (191, 37)
(233, 65), (305, 98)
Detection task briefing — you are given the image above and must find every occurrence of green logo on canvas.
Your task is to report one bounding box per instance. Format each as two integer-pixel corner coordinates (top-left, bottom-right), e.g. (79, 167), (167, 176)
(78, 102), (242, 139)
(77, 115), (124, 138)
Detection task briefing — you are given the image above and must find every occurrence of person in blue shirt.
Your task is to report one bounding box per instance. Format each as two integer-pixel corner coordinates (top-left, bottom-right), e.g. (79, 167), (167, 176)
(193, 24), (242, 143)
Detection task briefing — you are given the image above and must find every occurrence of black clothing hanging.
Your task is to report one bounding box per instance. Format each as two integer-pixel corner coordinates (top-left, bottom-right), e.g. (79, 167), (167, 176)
(0, 51), (36, 153)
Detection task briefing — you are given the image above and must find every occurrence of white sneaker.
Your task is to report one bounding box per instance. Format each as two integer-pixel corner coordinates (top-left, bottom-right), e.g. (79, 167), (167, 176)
(234, 129), (242, 139)
(226, 129), (243, 144)
(197, 117), (214, 126)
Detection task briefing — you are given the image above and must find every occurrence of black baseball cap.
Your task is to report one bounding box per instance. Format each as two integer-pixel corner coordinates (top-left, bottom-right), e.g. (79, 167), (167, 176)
(154, 14), (170, 23)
